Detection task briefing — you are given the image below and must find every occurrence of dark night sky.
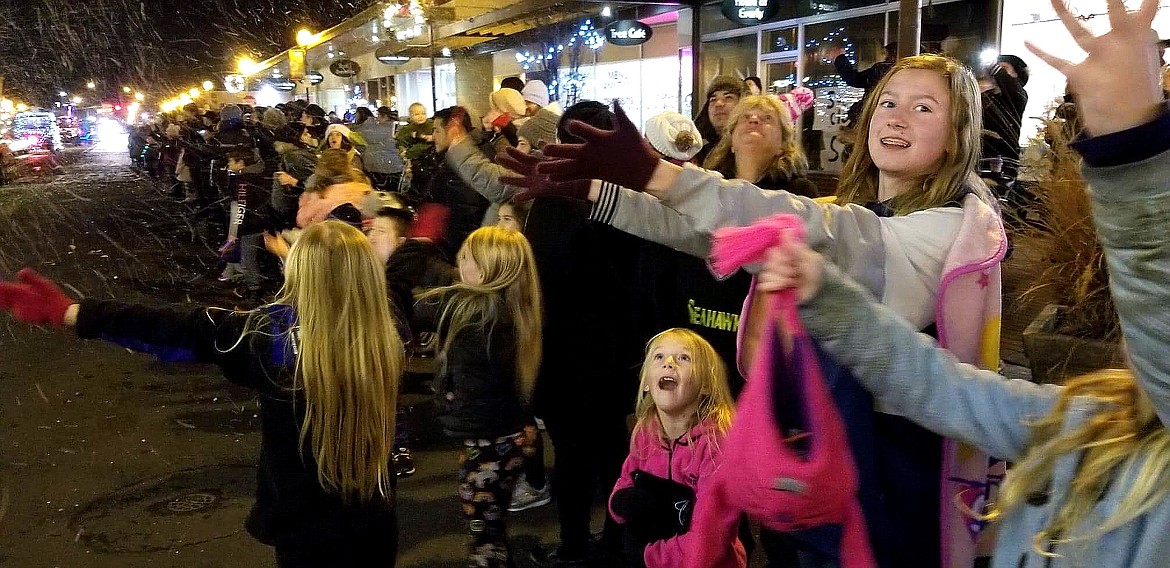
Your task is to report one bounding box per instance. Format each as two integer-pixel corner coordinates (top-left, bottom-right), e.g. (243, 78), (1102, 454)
(0, 0), (375, 106)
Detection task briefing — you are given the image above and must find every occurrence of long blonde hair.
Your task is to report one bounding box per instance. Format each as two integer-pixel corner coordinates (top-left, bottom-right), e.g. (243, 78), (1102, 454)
(276, 221), (405, 503)
(992, 368), (1170, 555)
(835, 54), (991, 215)
(632, 329), (735, 444)
(703, 95), (808, 181)
(419, 226), (543, 401)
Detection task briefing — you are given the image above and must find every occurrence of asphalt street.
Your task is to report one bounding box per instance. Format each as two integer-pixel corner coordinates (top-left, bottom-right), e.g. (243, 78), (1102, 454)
(0, 142), (584, 567)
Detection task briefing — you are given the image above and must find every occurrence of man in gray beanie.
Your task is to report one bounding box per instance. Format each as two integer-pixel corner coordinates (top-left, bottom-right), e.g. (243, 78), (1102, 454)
(517, 107), (561, 153)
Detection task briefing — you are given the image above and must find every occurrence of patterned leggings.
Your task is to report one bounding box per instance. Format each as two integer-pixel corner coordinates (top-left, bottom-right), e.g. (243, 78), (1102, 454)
(459, 433), (526, 567)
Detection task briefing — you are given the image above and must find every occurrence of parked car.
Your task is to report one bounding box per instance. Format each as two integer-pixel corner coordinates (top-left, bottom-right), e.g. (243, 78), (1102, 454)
(12, 111), (63, 152)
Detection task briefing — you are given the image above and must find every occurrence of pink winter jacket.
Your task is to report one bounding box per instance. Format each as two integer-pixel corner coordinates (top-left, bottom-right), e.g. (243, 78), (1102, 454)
(609, 418), (747, 568)
(296, 182), (371, 228)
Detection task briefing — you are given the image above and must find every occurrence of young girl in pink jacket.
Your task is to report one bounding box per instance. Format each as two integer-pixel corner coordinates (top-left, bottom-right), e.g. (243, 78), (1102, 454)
(609, 328), (745, 568)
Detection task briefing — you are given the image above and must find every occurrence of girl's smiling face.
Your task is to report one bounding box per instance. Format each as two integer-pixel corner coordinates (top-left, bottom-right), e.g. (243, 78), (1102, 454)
(646, 336), (702, 419)
(867, 68), (953, 190)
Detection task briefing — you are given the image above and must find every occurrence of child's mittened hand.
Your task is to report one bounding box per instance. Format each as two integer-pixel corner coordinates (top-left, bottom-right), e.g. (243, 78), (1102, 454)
(0, 268), (77, 327)
(1026, 0), (1163, 137)
(755, 238), (822, 304)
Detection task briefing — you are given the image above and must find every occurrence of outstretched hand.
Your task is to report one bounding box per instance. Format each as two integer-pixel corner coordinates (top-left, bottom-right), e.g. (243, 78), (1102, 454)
(756, 238), (823, 305)
(536, 101), (662, 191)
(1026, 0), (1163, 137)
(0, 268), (77, 327)
(497, 147), (591, 202)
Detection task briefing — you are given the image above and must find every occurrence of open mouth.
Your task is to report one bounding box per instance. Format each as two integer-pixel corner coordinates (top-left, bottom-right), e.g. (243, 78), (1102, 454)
(657, 376), (678, 390)
(880, 137), (911, 148)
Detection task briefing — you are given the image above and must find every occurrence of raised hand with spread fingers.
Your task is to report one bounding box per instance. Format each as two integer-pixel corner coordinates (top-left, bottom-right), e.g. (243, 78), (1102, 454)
(1026, 0), (1163, 137)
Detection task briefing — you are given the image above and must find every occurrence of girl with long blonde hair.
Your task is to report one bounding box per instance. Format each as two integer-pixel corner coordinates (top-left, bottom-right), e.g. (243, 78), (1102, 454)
(417, 225), (543, 568)
(0, 220), (405, 567)
(609, 328), (742, 568)
(751, 3), (1170, 565)
(504, 50), (1006, 568)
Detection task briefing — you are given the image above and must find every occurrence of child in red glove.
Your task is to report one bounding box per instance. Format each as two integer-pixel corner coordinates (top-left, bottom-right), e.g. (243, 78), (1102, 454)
(0, 221), (406, 568)
(608, 328), (744, 568)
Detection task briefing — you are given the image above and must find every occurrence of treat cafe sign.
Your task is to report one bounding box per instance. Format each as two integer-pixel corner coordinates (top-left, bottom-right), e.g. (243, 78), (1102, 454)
(605, 20), (652, 46)
(722, 0), (780, 26)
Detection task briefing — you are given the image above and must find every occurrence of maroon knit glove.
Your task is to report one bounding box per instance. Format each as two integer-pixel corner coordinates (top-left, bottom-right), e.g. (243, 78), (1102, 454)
(537, 101), (661, 191)
(0, 268), (77, 327)
(498, 147), (591, 202)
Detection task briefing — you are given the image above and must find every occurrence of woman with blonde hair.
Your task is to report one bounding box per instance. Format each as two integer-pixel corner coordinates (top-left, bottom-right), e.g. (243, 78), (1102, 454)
(701, 94), (816, 195)
(418, 225), (543, 568)
(756, 5), (1170, 565)
(501, 52), (1006, 568)
(0, 221), (406, 567)
(295, 148), (374, 228)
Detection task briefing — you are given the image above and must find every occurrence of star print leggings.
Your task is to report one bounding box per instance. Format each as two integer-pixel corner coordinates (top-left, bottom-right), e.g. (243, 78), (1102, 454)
(459, 432), (527, 567)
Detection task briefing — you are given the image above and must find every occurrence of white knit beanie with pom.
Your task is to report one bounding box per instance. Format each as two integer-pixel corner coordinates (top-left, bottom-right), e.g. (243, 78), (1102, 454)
(643, 111), (704, 162)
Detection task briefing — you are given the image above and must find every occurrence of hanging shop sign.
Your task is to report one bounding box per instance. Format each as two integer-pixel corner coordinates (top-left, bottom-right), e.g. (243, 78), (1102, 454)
(270, 79), (297, 92)
(223, 74), (246, 93)
(375, 47), (411, 65)
(604, 20), (652, 46)
(721, 0), (780, 26)
(329, 59), (361, 78)
(306, 71), (325, 85)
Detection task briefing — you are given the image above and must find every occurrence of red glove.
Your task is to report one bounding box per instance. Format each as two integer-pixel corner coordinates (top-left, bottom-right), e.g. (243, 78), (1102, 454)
(408, 203), (450, 243)
(0, 268), (77, 327)
(537, 101), (661, 191)
(498, 147), (591, 202)
(491, 113), (512, 129)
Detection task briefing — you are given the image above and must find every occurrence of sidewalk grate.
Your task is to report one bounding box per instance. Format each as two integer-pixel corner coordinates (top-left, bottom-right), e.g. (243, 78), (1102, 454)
(166, 492), (217, 513)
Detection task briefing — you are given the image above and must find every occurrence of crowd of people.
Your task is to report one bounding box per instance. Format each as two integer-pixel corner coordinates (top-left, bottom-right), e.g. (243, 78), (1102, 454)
(3, 3), (1169, 567)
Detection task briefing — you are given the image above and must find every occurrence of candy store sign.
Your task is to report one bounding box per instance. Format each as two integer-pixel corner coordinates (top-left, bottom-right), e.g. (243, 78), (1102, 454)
(721, 0), (780, 26)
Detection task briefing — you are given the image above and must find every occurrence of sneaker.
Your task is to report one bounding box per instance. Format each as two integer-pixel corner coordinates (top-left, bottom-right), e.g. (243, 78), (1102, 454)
(508, 475), (551, 512)
(529, 545), (587, 568)
(392, 447), (415, 478)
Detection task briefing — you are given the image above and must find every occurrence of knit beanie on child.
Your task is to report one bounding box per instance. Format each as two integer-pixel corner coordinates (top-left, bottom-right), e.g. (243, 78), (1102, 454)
(490, 88), (527, 119)
(521, 80), (550, 108)
(644, 111), (704, 162)
(517, 107), (562, 150)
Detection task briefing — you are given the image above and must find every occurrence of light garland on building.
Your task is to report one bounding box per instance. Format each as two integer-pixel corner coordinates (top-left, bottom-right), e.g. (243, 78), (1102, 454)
(803, 26), (856, 89)
(384, 1), (428, 42)
(514, 19), (603, 102)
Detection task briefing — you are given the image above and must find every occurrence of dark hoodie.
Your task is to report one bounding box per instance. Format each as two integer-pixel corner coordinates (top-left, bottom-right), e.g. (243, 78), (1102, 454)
(693, 77), (747, 165)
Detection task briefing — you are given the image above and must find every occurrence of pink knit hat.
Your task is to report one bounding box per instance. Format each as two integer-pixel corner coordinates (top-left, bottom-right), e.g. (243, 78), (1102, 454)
(777, 87), (816, 124)
(685, 214), (875, 568)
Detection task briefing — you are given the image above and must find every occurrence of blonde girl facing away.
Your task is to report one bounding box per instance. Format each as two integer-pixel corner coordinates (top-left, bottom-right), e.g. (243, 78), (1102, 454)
(608, 328), (744, 568)
(418, 225), (542, 568)
(0, 221), (405, 567)
(752, 3), (1170, 565)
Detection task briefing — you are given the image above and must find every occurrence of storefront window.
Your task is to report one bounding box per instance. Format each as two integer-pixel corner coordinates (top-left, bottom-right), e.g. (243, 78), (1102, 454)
(763, 28), (798, 55)
(762, 60), (797, 94)
(922, 0), (992, 68)
(558, 55), (685, 129)
(700, 34), (758, 94)
(800, 13), (891, 172)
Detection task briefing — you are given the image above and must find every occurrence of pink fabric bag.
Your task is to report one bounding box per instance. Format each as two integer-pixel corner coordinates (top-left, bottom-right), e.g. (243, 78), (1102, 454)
(685, 213), (875, 568)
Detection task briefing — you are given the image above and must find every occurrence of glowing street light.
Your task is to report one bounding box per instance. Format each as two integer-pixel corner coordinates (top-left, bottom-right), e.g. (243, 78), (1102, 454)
(58, 91), (67, 97)
(86, 81), (96, 90)
(123, 86), (132, 93)
(188, 88), (200, 98)
(297, 29), (315, 47)
(72, 96), (82, 104)
(16, 103), (28, 112)
(238, 56), (257, 75)
(202, 80), (214, 91)
(134, 92), (145, 101)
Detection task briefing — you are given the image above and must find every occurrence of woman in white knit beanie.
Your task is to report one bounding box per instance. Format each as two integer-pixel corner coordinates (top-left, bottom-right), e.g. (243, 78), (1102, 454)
(643, 111), (704, 165)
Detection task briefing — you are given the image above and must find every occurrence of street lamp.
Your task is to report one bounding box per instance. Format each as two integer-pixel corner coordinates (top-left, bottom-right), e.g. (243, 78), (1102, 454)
(202, 80), (214, 91)
(123, 86), (131, 93)
(72, 96), (82, 104)
(297, 29), (315, 47)
(86, 81), (95, 90)
(58, 91), (67, 97)
(188, 88), (199, 98)
(134, 92), (144, 101)
(238, 56), (257, 75)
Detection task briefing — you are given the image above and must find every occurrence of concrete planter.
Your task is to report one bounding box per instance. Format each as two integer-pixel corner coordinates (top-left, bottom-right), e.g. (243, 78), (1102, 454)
(1022, 304), (1124, 384)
